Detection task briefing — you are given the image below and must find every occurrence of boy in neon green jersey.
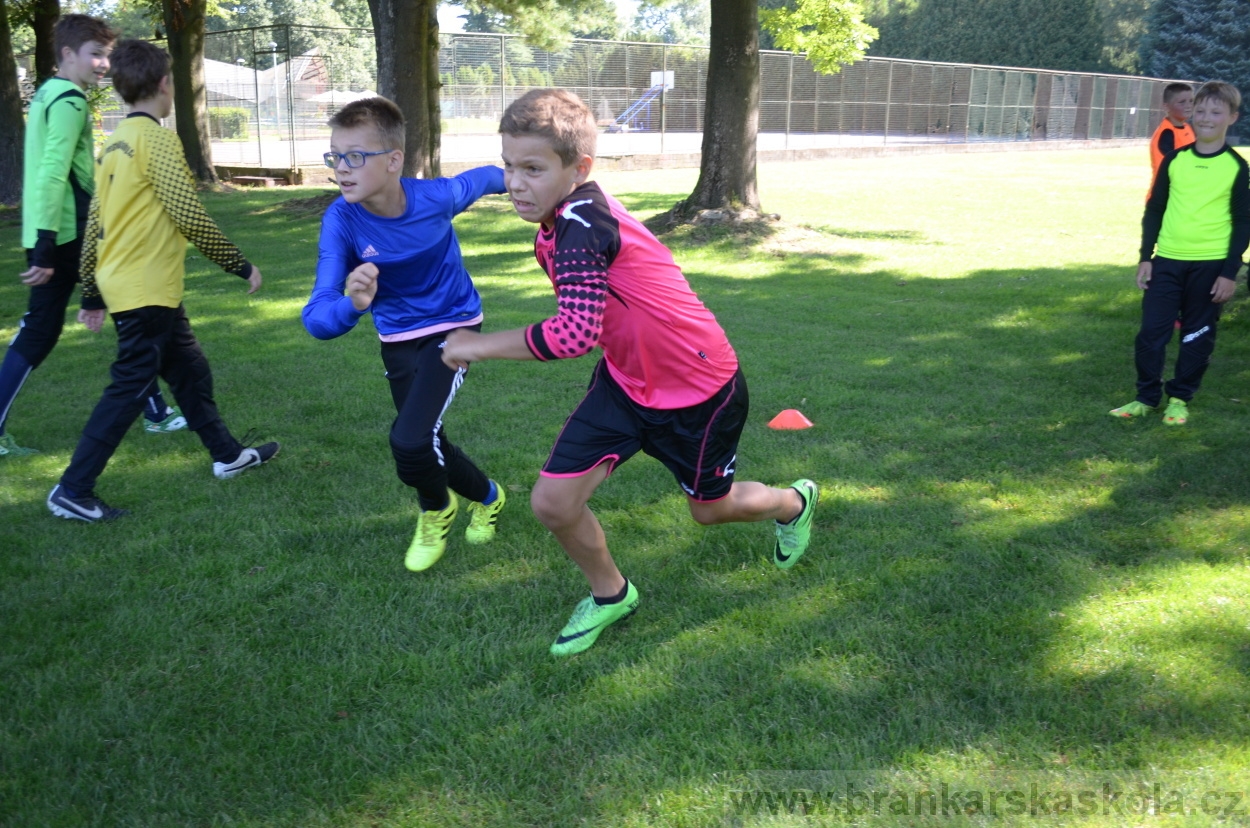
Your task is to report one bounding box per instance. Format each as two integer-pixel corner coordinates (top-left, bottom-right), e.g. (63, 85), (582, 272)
(1111, 81), (1249, 427)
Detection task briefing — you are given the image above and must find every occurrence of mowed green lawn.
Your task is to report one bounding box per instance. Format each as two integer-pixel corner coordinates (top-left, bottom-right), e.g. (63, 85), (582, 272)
(3, 146), (1250, 826)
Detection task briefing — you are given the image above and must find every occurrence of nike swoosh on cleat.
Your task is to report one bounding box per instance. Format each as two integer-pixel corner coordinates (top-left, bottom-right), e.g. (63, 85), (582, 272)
(555, 623), (603, 644)
(774, 544), (791, 563)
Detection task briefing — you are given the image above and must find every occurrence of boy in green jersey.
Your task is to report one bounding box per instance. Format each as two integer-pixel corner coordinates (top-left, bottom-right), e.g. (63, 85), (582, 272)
(1111, 81), (1249, 426)
(2, 14), (183, 460)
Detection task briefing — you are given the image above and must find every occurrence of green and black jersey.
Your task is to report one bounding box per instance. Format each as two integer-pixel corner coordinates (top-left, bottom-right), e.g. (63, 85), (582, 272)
(1141, 143), (1250, 279)
(21, 76), (95, 266)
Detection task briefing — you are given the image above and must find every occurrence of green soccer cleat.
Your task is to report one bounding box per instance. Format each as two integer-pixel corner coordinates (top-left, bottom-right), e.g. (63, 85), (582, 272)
(0, 433), (38, 458)
(1109, 400), (1154, 419)
(405, 493), (458, 572)
(145, 406), (188, 434)
(774, 479), (818, 570)
(465, 484), (506, 544)
(1163, 397), (1189, 426)
(550, 581), (640, 657)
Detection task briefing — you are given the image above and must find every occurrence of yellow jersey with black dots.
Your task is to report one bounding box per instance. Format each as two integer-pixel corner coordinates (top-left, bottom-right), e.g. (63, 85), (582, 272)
(81, 113), (252, 313)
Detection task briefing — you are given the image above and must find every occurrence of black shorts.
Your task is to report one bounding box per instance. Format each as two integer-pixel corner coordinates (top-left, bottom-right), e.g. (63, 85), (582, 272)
(542, 359), (748, 502)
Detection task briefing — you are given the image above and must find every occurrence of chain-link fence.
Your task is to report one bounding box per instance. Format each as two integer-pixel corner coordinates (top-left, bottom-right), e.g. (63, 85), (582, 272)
(21, 27), (1187, 171)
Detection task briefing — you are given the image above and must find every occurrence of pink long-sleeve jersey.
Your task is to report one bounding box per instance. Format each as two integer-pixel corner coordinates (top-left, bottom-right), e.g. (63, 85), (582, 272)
(523, 182), (739, 410)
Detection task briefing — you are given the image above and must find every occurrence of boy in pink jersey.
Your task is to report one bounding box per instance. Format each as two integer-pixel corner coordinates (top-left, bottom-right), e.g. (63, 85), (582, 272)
(442, 89), (817, 656)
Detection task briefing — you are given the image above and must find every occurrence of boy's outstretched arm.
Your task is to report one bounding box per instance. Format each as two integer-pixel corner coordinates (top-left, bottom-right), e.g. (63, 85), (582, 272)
(448, 166), (507, 214)
(147, 130), (256, 286)
(442, 259), (610, 370)
(441, 328), (534, 370)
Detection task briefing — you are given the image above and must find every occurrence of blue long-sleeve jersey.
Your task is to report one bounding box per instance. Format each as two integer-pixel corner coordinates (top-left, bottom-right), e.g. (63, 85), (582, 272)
(303, 166), (506, 340)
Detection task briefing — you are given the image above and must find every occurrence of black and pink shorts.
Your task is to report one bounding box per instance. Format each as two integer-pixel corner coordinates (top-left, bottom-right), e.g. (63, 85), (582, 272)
(541, 359), (748, 502)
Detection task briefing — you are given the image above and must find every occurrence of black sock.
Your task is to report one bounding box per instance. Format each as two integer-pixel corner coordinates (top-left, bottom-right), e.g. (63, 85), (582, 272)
(780, 490), (807, 525)
(593, 578), (630, 606)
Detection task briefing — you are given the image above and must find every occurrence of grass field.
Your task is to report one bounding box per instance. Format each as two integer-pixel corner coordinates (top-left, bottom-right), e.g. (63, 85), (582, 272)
(3, 146), (1250, 826)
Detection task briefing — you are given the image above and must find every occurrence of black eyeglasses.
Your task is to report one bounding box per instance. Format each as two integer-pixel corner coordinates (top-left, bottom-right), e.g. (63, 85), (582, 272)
(323, 150), (393, 169)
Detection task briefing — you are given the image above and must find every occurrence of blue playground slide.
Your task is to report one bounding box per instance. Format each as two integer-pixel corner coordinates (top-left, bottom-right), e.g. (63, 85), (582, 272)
(606, 84), (666, 133)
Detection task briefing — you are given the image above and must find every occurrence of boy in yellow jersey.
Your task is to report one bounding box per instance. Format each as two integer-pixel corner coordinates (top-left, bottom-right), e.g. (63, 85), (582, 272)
(47, 40), (278, 523)
(1149, 83), (1194, 191)
(2, 15), (185, 461)
(1111, 81), (1249, 427)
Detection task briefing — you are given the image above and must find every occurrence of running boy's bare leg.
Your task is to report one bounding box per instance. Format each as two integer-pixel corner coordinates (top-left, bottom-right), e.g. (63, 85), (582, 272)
(687, 481), (803, 526)
(530, 465), (625, 598)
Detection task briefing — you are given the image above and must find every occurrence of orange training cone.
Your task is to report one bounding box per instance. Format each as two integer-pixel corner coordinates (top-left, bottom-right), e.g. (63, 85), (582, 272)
(768, 409), (813, 430)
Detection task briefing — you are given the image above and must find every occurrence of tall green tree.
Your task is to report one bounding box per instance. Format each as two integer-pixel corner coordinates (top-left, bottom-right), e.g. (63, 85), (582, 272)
(625, 0), (709, 46)
(30, 0), (56, 81)
(664, 0), (875, 221)
(367, 0), (441, 176)
(371, 0), (617, 179)
(1140, 0), (1250, 111)
(163, 0), (218, 182)
(0, 0), (24, 205)
(6, 0), (59, 81)
(1096, 0), (1151, 73)
(679, 0), (759, 213)
(456, 0), (618, 40)
(864, 0), (1102, 72)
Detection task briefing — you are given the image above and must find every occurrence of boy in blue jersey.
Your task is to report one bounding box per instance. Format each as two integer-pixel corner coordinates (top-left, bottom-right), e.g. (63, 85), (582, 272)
(303, 97), (508, 572)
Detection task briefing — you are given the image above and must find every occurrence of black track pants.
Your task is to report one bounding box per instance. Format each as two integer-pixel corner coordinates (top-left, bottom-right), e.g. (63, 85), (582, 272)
(1134, 257), (1225, 406)
(13, 239), (83, 368)
(381, 329), (490, 511)
(60, 305), (241, 494)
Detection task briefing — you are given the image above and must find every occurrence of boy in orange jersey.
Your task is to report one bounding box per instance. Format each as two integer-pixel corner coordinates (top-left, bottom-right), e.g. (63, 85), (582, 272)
(1148, 82), (1194, 191)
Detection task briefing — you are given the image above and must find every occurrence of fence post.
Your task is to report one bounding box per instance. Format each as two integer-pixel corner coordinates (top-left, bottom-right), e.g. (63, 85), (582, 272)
(785, 52), (793, 150)
(499, 34), (506, 118)
(660, 44), (667, 154)
(813, 58), (820, 137)
(884, 60), (893, 145)
(286, 24), (295, 171)
(252, 29), (262, 167)
(964, 69), (973, 144)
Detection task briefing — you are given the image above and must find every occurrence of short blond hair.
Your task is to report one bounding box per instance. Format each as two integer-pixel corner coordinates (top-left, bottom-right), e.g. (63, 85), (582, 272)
(1194, 81), (1241, 114)
(328, 96), (406, 151)
(499, 89), (597, 167)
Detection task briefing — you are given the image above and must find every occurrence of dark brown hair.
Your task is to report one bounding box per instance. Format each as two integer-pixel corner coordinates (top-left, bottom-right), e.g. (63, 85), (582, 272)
(1162, 82), (1193, 104)
(499, 89), (597, 167)
(327, 97), (406, 150)
(54, 14), (116, 59)
(109, 39), (171, 105)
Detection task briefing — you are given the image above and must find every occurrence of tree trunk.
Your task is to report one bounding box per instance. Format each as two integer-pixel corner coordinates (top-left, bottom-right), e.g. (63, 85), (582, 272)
(0, 0), (25, 205)
(32, 0), (57, 83)
(163, 0), (218, 184)
(368, 0), (442, 178)
(673, 0), (760, 218)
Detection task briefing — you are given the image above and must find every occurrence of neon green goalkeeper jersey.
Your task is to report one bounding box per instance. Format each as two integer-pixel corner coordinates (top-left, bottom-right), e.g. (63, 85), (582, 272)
(22, 76), (95, 258)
